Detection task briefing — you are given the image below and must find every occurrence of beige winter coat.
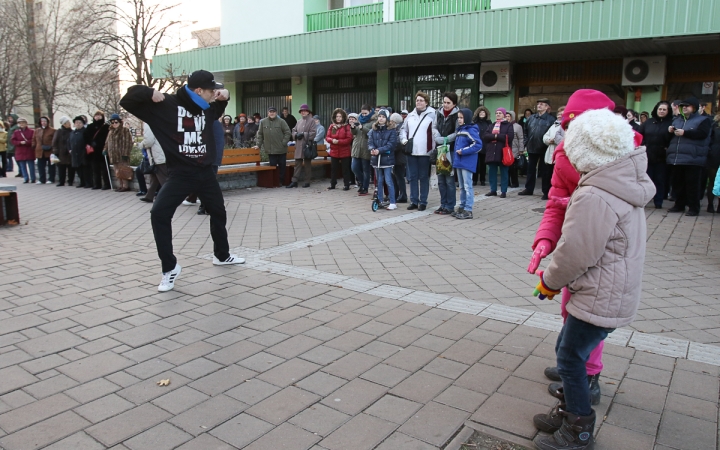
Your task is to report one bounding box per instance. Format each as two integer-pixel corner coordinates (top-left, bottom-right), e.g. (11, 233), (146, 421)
(543, 148), (655, 328)
(292, 114), (317, 160)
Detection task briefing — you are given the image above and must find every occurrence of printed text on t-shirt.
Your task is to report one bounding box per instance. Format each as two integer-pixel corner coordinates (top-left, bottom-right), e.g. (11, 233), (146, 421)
(177, 106), (206, 157)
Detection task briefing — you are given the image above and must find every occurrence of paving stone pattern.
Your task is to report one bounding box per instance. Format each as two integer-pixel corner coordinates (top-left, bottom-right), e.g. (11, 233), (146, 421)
(0, 173), (719, 449)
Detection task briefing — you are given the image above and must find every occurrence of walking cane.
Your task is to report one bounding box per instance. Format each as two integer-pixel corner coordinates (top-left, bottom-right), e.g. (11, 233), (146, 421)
(104, 154), (114, 190)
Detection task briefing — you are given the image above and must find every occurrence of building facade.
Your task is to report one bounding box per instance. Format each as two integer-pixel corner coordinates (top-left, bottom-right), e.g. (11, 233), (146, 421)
(154, 0), (720, 124)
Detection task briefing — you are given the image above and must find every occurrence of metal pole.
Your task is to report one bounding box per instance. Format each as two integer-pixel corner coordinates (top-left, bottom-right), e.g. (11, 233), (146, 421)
(104, 155), (114, 190)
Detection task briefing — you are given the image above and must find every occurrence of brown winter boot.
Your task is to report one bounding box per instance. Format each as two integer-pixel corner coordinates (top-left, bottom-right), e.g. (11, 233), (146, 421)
(534, 410), (596, 450)
(533, 403), (566, 433)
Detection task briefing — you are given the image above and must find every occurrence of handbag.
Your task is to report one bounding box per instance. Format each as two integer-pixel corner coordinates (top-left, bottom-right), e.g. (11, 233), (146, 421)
(114, 165), (134, 181)
(303, 140), (318, 159)
(403, 112), (430, 156)
(139, 157), (155, 175)
(502, 135), (514, 166)
(86, 128), (101, 155)
(436, 137), (452, 176)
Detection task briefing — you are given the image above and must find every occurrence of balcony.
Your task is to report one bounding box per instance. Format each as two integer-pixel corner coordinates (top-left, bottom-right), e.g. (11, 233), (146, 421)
(395, 0), (491, 21)
(307, 3), (384, 32)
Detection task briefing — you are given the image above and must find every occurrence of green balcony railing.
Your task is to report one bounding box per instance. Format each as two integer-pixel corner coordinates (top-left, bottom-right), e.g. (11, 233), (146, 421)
(307, 3), (384, 32)
(395, 0), (491, 21)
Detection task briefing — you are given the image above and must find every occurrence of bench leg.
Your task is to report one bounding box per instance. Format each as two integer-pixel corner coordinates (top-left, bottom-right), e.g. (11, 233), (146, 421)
(256, 170), (276, 188)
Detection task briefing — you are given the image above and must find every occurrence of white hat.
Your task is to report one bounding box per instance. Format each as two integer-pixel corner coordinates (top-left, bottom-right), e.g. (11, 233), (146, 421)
(564, 109), (635, 173)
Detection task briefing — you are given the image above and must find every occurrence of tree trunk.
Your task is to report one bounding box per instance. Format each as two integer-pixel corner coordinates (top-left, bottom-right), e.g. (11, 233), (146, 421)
(25, 0), (42, 125)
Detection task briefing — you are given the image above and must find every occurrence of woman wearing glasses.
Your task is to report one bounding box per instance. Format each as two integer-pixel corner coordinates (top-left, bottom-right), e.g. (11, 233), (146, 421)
(103, 114), (134, 192)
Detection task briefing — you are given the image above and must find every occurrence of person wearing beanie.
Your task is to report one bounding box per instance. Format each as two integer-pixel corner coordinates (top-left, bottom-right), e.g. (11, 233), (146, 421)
(519, 98), (555, 196)
(368, 109), (397, 209)
(531, 107), (654, 450)
(102, 114), (134, 192)
(452, 108), (482, 219)
(433, 92), (460, 215)
(53, 116), (74, 186)
(11, 118), (36, 183)
(255, 106), (291, 185)
(472, 106), (492, 186)
(350, 109), (373, 196)
(288, 103), (317, 188)
(84, 111), (111, 189)
(389, 112), (407, 203)
(481, 108), (513, 198)
(69, 116), (91, 188)
(666, 97), (712, 216)
(233, 113), (248, 147)
(325, 108), (352, 190)
(505, 111), (524, 188)
(32, 116), (56, 184)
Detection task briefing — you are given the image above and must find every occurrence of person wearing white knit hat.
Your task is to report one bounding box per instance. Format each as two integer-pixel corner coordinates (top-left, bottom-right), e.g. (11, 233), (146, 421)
(53, 116), (74, 186)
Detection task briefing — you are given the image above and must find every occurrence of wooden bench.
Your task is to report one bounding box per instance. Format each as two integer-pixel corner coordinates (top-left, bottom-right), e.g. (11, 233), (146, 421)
(217, 148), (277, 188)
(0, 184), (19, 225)
(284, 144), (332, 184)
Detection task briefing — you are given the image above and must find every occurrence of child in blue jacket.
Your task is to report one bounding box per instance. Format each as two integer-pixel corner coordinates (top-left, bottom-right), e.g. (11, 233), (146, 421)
(368, 109), (398, 210)
(452, 108), (483, 219)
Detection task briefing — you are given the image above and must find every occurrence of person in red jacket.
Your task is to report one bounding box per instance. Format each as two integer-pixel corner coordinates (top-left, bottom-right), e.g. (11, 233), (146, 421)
(325, 108), (353, 190)
(10, 118), (36, 183)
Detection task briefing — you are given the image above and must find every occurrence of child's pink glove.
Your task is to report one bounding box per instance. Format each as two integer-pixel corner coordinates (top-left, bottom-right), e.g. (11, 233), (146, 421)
(528, 239), (552, 274)
(533, 271), (561, 300)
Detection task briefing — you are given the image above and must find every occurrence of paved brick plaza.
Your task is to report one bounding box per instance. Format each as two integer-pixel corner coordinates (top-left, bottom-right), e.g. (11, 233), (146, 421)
(0, 173), (718, 450)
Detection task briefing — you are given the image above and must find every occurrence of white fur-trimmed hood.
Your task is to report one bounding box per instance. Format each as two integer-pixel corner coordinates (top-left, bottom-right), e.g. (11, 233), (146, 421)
(564, 108), (636, 174)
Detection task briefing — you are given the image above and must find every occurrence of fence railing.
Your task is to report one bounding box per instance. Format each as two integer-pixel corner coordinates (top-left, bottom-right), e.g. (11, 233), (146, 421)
(395, 0), (491, 21)
(307, 3), (384, 32)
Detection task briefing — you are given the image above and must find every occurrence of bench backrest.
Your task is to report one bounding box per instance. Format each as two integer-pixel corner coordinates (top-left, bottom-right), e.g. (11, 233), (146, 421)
(286, 144), (329, 160)
(222, 148), (262, 166)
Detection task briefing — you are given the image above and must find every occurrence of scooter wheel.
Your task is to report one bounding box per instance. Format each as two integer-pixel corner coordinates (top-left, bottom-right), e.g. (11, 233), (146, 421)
(371, 200), (380, 211)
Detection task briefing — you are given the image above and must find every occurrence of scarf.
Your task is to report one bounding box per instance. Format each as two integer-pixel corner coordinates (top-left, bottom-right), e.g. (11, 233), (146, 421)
(330, 122), (345, 133)
(492, 120), (502, 134)
(184, 85), (210, 110)
(358, 113), (372, 125)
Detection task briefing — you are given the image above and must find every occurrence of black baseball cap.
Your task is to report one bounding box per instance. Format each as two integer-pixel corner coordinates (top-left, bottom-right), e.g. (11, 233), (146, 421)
(187, 70), (224, 90)
(268, 106), (277, 112)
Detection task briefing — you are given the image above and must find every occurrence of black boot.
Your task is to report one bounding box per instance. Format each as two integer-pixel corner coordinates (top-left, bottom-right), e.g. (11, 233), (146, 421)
(534, 404), (566, 433)
(533, 410), (595, 450)
(544, 366), (561, 381)
(286, 182), (298, 188)
(547, 374), (601, 406)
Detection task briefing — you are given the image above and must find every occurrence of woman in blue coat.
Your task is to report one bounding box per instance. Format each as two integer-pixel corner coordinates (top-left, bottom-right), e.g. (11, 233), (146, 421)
(452, 108), (483, 219)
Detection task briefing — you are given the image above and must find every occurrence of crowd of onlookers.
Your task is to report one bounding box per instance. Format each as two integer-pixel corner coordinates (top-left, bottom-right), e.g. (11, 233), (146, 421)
(1, 94), (717, 217)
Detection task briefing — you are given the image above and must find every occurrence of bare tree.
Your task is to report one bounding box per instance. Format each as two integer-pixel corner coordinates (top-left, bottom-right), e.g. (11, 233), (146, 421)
(80, 64), (123, 115)
(97, 0), (180, 91)
(0, 5), (28, 119)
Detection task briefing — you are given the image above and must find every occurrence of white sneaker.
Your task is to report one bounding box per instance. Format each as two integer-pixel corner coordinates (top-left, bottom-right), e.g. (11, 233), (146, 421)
(158, 264), (182, 292)
(387, 204), (397, 210)
(35, 181), (42, 184)
(181, 200), (196, 206)
(213, 254), (245, 265)
(45, 181), (52, 184)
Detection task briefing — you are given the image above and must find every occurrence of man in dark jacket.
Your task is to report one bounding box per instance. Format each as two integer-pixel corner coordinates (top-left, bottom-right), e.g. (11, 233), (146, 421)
(120, 70), (245, 292)
(519, 98), (555, 196)
(281, 107), (297, 131)
(255, 106), (291, 186)
(666, 97), (712, 216)
(639, 101), (673, 209)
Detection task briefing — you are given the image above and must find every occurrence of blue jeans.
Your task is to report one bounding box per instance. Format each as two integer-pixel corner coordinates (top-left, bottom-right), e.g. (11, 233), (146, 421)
(457, 168), (474, 211)
(646, 162), (666, 207)
(556, 314), (613, 416)
(6, 155), (13, 172)
(488, 163), (508, 194)
(352, 157), (371, 191)
(17, 160), (36, 182)
(376, 167), (395, 204)
(407, 155), (430, 206)
(37, 156), (55, 183)
(437, 173), (456, 210)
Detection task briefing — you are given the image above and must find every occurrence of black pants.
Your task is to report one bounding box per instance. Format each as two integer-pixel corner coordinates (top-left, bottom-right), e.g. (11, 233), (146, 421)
(136, 166), (148, 192)
(92, 154), (111, 188)
(524, 152), (546, 193)
(472, 153), (486, 185)
(542, 163), (555, 196)
(671, 165), (703, 212)
(56, 164), (75, 185)
(706, 166), (719, 208)
(268, 154), (287, 185)
(330, 157), (351, 188)
(509, 159), (519, 187)
(393, 164), (407, 201)
(151, 166), (230, 273)
(0, 152), (6, 177)
(37, 156), (56, 183)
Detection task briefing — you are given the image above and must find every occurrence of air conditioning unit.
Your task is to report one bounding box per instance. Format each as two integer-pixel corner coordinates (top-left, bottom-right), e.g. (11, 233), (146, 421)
(622, 56), (666, 86)
(480, 62), (512, 92)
